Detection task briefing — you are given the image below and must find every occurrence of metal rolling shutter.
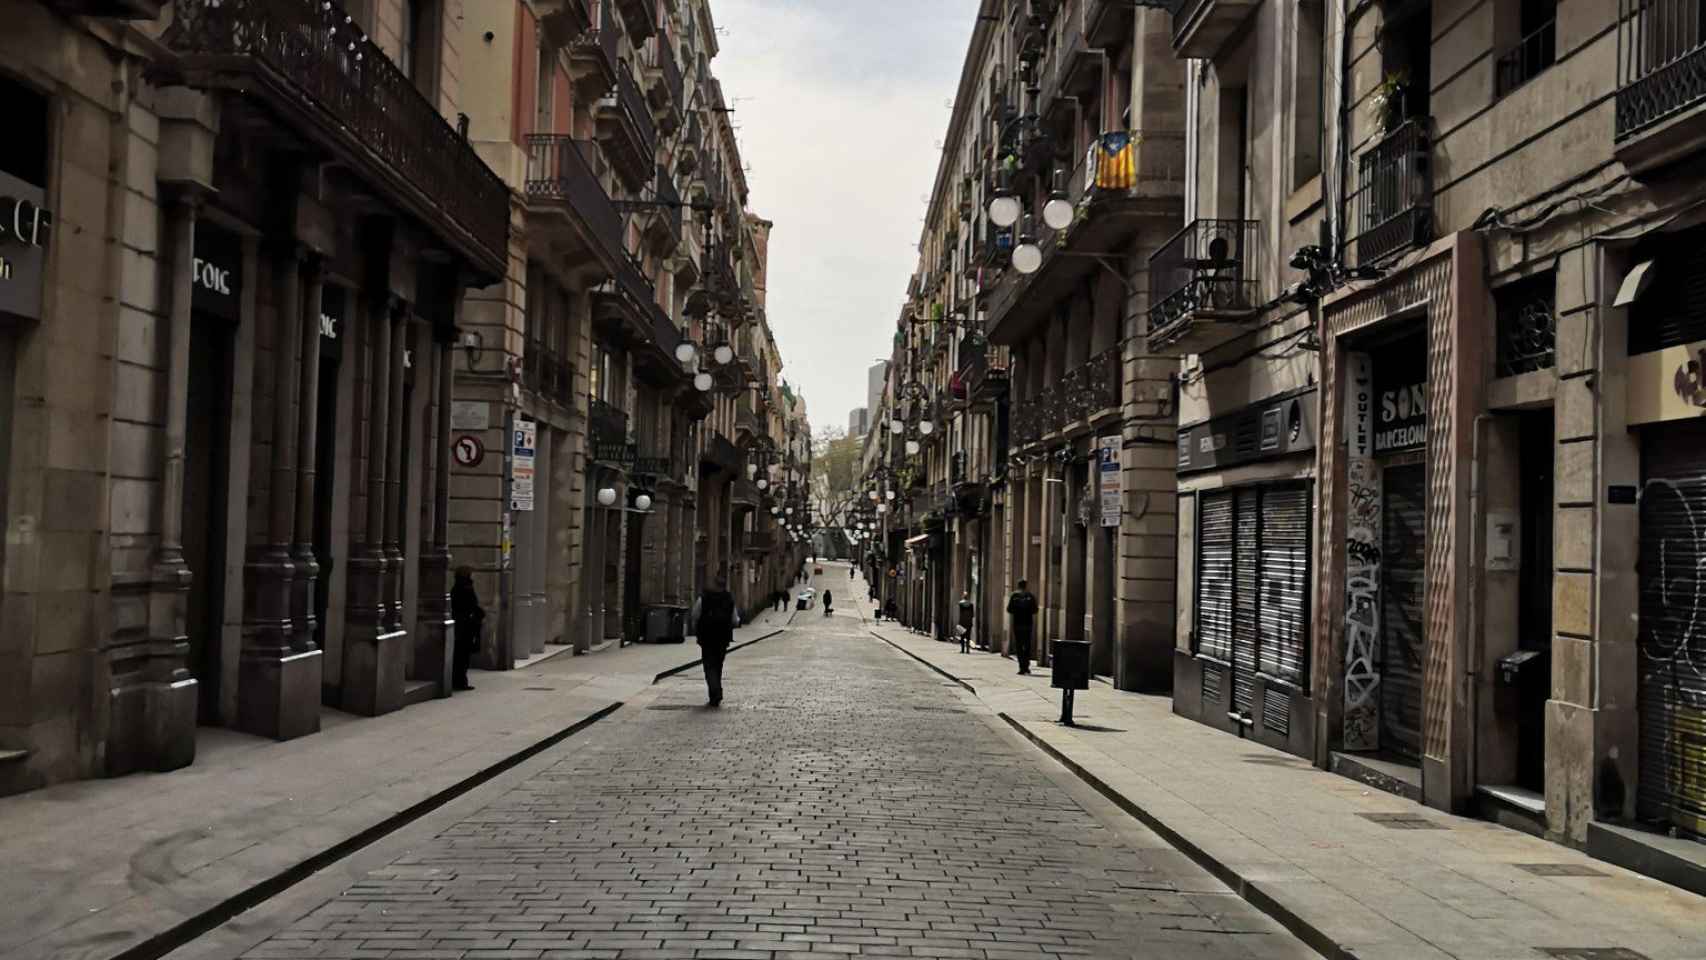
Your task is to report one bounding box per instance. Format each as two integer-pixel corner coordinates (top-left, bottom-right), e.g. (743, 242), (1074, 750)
(1638, 425), (1706, 839)
(1233, 488), (1261, 713)
(1381, 464), (1427, 762)
(1258, 486), (1311, 688)
(1197, 492), (1235, 663)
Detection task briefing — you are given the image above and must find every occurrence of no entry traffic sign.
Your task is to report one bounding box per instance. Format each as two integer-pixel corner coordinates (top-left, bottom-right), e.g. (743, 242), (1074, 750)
(453, 434), (484, 468)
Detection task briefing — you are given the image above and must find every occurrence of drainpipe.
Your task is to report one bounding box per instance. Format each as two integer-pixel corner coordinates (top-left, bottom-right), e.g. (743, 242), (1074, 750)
(1466, 411), (1493, 797)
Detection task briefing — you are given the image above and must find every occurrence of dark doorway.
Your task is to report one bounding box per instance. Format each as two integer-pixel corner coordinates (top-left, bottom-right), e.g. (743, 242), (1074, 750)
(624, 509), (643, 642)
(1516, 410), (1554, 791)
(183, 313), (233, 724)
(1381, 462), (1427, 762)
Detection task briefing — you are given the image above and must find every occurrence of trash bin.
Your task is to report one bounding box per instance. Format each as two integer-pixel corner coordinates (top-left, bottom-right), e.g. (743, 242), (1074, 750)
(1051, 639), (1092, 726)
(796, 596), (808, 611)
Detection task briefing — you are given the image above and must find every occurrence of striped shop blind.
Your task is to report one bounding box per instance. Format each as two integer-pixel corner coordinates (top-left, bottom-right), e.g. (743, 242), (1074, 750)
(1233, 488), (1262, 713)
(1196, 492), (1236, 663)
(1257, 486), (1312, 688)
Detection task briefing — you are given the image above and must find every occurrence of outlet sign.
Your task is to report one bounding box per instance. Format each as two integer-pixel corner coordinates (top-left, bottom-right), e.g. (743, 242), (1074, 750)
(0, 169), (51, 322)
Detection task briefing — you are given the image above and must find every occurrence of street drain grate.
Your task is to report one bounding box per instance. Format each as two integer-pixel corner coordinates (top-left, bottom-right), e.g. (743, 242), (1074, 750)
(911, 706), (967, 714)
(1357, 812), (1446, 829)
(523, 687), (556, 692)
(1514, 863), (1608, 878)
(1241, 756), (1299, 765)
(646, 704), (699, 711)
(1538, 949), (1651, 960)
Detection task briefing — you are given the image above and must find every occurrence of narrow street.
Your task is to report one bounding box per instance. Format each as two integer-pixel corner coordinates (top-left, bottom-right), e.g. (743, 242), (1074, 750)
(206, 567), (1311, 960)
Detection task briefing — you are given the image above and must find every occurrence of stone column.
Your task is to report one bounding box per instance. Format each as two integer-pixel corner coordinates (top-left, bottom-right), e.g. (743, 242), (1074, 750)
(120, 189), (201, 774)
(291, 257), (325, 648)
(384, 309), (409, 632)
(415, 333), (455, 693)
(238, 242), (322, 739)
(343, 293), (403, 716)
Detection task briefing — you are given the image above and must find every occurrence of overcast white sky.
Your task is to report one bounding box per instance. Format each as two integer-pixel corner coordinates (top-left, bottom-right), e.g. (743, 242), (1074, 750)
(707, 0), (982, 431)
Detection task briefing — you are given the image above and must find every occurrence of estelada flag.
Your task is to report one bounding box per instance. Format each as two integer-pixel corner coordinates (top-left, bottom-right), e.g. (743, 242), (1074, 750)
(1092, 131), (1137, 190)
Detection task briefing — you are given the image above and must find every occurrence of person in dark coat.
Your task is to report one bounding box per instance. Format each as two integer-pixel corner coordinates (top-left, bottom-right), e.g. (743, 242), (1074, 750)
(693, 577), (739, 706)
(1007, 579), (1039, 675)
(957, 592), (976, 654)
(450, 566), (484, 691)
(822, 588), (833, 616)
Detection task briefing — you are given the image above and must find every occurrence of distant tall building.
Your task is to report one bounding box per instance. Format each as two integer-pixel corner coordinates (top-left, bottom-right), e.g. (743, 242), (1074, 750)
(848, 407), (869, 437)
(866, 361), (888, 423)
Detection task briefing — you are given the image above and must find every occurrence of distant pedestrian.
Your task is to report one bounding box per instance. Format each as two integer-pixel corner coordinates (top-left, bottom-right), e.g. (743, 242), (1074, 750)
(957, 592), (975, 654)
(1007, 579), (1039, 675)
(450, 566), (484, 691)
(822, 589), (833, 617)
(884, 598), (899, 622)
(692, 577), (739, 706)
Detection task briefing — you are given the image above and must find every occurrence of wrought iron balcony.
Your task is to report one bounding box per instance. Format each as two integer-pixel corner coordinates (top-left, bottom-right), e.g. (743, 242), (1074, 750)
(1009, 347), (1120, 447)
(160, 0), (509, 279)
(523, 343), (575, 407)
(589, 398), (631, 461)
(597, 64), (659, 190)
(1350, 118), (1433, 266)
(676, 110), (702, 175)
(744, 527), (775, 553)
(644, 36), (684, 127)
(1616, 0), (1706, 172)
(46, 0), (160, 17)
(1146, 218), (1261, 355)
(613, 0), (656, 41)
(958, 338), (1010, 402)
(634, 453), (675, 479)
(525, 134), (631, 274)
(568, 0), (619, 100)
(1167, 0), (1261, 59)
(984, 128), (1184, 346)
(639, 166), (683, 254)
(1495, 17), (1557, 97)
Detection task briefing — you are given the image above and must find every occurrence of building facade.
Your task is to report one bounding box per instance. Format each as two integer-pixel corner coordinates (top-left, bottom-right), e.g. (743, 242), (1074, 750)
(863, 0), (1185, 692)
(0, 0), (798, 798)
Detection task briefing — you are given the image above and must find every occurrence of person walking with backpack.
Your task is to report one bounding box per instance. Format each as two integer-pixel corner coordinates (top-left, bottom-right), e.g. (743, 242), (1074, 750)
(1007, 579), (1039, 675)
(692, 577), (740, 706)
(957, 592), (976, 654)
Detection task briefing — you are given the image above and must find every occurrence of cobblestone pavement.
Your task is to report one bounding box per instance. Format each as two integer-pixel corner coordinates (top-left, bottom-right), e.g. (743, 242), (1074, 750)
(235, 603), (1314, 959)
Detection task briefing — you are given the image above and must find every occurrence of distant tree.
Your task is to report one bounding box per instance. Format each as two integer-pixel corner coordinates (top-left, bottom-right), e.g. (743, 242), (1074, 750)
(813, 426), (859, 497)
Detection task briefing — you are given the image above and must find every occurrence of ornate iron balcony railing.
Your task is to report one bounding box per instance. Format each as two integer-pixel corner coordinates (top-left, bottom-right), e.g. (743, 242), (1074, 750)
(1495, 17), (1557, 97)
(524, 134), (624, 265)
(1617, 0), (1706, 137)
(162, 0), (508, 272)
(1350, 118), (1433, 265)
(1146, 218), (1260, 337)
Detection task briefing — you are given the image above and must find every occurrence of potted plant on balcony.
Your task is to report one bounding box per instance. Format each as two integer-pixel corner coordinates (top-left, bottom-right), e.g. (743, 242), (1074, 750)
(1369, 70), (1409, 134)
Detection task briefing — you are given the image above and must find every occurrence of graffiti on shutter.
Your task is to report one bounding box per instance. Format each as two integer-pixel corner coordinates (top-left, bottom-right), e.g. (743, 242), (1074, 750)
(1233, 488), (1261, 713)
(1638, 424), (1706, 839)
(1197, 492), (1235, 663)
(1258, 486), (1311, 688)
(1381, 464), (1427, 762)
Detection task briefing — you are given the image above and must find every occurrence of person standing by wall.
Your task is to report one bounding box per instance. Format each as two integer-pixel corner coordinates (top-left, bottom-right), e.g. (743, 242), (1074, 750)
(958, 592), (975, 654)
(1007, 579), (1038, 675)
(450, 567), (485, 692)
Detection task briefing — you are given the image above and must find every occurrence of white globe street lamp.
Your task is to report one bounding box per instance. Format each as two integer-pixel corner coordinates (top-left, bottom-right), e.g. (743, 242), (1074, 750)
(905, 439), (920, 456)
(694, 371), (713, 392)
(634, 493), (653, 511)
(757, 478), (768, 490)
(1043, 195), (1074, 232)
(988, 194), (1021, 228)
(886, 489), (896, 501)
(597, 487), (617, 507)
(889, 418), (904, 434)
(674, 341), (697, 365)
(713, 343), (735, 365)
(919, 418), (935, 435)
(877, 503), (889, 514)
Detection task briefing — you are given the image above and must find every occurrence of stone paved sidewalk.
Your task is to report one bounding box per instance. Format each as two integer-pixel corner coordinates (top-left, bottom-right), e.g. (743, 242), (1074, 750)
(858, 593), (1706, 960)
(0, 611), (793, 960)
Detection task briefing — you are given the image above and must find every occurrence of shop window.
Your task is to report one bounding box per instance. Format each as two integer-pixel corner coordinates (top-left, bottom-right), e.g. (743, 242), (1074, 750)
(1194, 484), (1312, 690)
(1494, 270), (1557, 377)
(1629, 223), (1706, 355)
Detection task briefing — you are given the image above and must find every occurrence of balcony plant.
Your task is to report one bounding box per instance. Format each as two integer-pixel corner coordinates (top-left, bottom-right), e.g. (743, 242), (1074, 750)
(1369, 70), (1409, 134)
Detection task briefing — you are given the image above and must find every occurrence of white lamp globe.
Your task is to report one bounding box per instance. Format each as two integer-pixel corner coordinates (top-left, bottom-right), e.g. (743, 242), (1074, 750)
(635, 493), (653, 511)
(1012, 242), (1044, 275)
(988, 194), (1022, 228)
(890, 418), (904, 433)
(746, 462), (757, 478)
(771, 506), (781, 515)
(597, 487), (617, 507)
(694, 371), (713, 392)
(868, 490), (879, 501)
(905, 439), (920, 455)
(919, 419), (935, 435)
(886, 489), (896, 501)
(674, 341), (697, 365)
(757, 478), (769, 490)
(877, 503), (889, 514)
(713, 343), (734, 365)
(1043, 196), (1074, 231)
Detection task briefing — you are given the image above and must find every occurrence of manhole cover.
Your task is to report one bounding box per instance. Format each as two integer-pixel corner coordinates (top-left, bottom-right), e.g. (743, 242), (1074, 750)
(1357, 812), (1445, 830)
(1515, 863), (1608, 878)
(646, 704), (698, 711)
(1539, 949), (1650, 960)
